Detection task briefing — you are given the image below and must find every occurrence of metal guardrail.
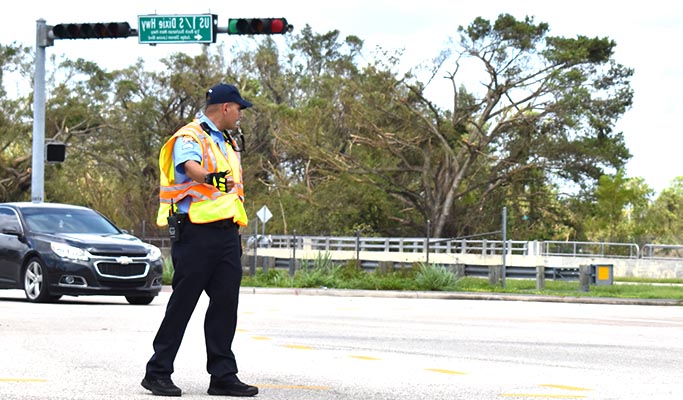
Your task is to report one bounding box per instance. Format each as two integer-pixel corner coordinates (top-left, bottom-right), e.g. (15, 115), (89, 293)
(141, 234), (683, 260)
(265, 235), (530, 255)
(541, 240), (640, 259)
(641, 244), (683, 259)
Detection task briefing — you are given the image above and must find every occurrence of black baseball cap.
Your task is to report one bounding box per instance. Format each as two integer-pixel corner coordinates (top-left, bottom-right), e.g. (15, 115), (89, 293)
(206, 83), (253, 109)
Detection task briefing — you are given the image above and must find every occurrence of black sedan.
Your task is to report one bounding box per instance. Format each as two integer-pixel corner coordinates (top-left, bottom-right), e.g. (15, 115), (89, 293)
(0, 202), (163, 305)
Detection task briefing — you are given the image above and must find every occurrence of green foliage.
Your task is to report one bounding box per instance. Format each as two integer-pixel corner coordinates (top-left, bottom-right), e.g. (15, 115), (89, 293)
(162, 258), (174, 285)
(413, 263), (459, 291)
(294, 251), (341, 288)
(241, 269), (683, 300)
(644, 177), (683, 245)
(250, 268), (294, 287)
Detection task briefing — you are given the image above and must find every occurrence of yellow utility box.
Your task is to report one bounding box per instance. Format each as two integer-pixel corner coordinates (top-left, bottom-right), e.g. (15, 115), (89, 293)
(592, 264), (614, 285)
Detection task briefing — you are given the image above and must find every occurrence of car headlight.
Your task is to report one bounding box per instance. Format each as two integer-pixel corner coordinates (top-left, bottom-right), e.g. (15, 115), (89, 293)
(146, 245), (162, 262)
(51, 242), (91, 261)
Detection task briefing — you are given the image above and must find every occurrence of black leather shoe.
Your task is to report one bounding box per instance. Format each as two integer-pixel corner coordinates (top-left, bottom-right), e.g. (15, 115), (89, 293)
(141, 378), (182, 397)
(208, 377), (258, 397)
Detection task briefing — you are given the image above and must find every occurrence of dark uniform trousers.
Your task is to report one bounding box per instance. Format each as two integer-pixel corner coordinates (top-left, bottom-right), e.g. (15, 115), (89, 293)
(145, 218), (242, 382)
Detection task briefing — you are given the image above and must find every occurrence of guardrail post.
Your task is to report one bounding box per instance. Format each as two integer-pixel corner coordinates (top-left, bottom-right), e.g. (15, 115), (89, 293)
(536, 265), (545, 290)
(289, 230), (297, 277)
(425, 219), (431, 265)
(355, 230), (361, 270)
(268, 256), (276, 271)
(378, 261), (393, 274)
(579, 264), (591, 292)
(488, 265), (501, 286)
(452, 263), (465, 279)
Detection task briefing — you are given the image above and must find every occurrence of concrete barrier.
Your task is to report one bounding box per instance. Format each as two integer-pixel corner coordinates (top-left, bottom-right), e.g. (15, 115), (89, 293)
(244, 247), (683, 279)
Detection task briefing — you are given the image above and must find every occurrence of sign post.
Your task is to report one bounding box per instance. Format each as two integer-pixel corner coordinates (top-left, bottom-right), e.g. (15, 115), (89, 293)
(251, 205), (272, 275)
(257, 205), (272, 237)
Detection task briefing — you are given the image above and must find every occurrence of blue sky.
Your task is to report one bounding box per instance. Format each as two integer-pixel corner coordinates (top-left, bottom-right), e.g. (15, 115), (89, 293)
(3, 0), (682, 195)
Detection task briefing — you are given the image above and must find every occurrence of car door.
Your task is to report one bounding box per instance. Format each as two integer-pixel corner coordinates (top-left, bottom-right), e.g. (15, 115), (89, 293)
(0, 207), (27, 287)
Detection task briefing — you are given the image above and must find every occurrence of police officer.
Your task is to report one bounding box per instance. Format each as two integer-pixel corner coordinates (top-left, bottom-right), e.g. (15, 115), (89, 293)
(142, 84), (257, 397)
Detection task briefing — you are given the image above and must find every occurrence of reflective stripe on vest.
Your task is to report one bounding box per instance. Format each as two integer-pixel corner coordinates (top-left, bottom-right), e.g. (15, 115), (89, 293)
(156, 120), (248, 227)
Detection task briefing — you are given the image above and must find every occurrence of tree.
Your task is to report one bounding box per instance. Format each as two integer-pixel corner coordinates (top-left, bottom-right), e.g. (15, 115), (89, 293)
(0, 18), (640, 242)
(0, 43), (33, 201)
(646, 177), (683, 245)
(276, 14), (634, 238)
(581, 171), (653, 244)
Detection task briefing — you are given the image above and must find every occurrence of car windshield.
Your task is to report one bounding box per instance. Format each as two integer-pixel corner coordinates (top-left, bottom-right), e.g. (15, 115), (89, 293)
(22, 207), (121, 235)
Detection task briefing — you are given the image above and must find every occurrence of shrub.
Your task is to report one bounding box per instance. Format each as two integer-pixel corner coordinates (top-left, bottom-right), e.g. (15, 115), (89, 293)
(414, 263), (459, 291)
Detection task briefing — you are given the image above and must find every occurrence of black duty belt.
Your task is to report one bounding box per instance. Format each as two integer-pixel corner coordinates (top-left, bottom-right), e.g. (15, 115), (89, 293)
(175, 214), (236, 229)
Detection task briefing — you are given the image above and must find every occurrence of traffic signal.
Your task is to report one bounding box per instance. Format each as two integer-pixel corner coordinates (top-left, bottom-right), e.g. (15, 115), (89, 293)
(46, 143), (66, 163)
(227, 18), (292, 35)
(52, 22), (133, 39)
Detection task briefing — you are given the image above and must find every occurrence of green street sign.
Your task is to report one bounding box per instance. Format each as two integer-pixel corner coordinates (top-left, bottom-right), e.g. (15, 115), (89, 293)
(138, 14), (217, 44)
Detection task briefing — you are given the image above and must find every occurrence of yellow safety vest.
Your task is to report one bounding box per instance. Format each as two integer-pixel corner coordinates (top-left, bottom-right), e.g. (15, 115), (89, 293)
(156, 120), (248, 227)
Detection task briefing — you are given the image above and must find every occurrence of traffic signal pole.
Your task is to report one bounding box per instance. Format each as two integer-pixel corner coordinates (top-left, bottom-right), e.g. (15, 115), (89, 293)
(31, 19), (49, 203)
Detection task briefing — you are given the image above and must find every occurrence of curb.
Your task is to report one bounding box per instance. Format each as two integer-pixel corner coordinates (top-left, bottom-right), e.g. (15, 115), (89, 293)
(238, 286), (683, 306)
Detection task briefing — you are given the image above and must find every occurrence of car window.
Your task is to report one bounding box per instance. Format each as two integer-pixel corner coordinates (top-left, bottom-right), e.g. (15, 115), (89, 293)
(21, 207), (121, 235)
(0, 207), (22, 233)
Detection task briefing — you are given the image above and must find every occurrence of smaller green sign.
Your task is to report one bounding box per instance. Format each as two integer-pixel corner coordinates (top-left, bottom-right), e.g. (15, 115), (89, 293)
(138, 14), (216, 44)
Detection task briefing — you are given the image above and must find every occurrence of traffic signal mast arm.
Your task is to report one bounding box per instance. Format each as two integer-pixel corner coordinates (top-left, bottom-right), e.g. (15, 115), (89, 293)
(48, 17), (293, 42)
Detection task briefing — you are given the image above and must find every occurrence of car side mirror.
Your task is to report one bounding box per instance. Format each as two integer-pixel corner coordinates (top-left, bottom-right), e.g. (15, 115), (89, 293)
(1, 226), (22, 236)
(1, 226), (26, 242)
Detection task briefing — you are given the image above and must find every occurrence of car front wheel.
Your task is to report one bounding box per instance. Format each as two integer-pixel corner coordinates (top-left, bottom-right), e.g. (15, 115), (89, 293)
(23, 257), (60, 303)
(126, 295), (154, 305)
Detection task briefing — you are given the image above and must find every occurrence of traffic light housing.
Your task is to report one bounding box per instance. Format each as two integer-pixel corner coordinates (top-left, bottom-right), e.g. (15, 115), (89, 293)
(46, 143), (66, 163)
(52, 22), (133, 39)
(227, 18), (292, 35)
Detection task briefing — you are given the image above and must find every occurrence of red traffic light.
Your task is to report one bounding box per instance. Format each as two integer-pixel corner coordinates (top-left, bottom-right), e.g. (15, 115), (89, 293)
(52, 22), (132, 39)
(227, 18), (292, 35)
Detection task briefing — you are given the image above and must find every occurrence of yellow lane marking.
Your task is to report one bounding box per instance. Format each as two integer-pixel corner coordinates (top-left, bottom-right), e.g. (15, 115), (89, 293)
(501, 395), (587, 398)
(539, 384), (591, 391)
(236, 328), (248, 332)
(0, 378), (48, 382)
(258, 384), (331, 390)
(424, 368), (466, 375)
(251, 336), (272, 340)
(349, 355), (380, 360)
(282, 344), (315, 350)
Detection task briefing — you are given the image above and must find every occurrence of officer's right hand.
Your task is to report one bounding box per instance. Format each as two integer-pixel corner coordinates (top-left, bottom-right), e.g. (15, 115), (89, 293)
(204, 171), (233, 193)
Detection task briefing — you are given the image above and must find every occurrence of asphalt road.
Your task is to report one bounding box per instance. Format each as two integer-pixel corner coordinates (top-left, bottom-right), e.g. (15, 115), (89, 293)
(1, 287), (682, 400)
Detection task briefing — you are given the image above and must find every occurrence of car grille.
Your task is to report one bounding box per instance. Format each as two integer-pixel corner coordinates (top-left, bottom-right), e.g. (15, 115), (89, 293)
(94, 261), (149, 279)
(98, 279), (148, 289)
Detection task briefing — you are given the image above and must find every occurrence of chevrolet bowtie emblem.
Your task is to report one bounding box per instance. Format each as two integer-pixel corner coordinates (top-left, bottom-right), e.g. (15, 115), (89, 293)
(116, 256), (133, 265)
